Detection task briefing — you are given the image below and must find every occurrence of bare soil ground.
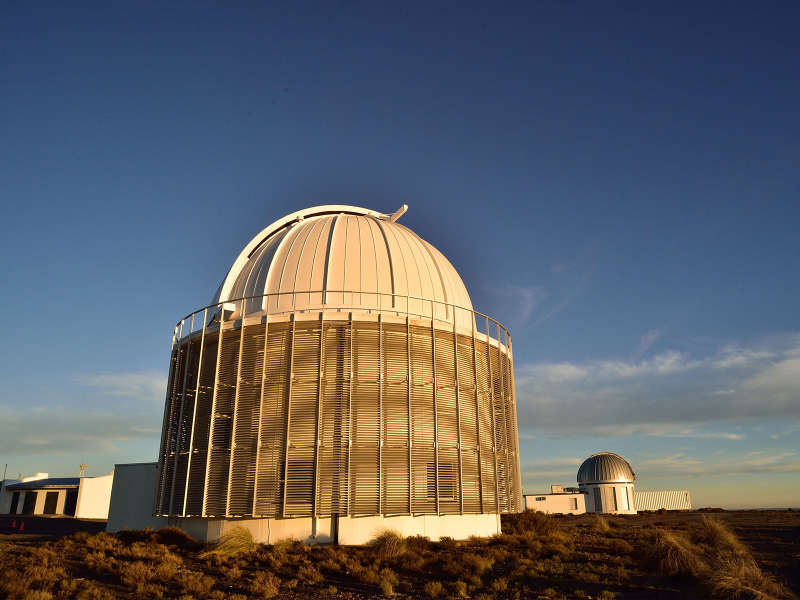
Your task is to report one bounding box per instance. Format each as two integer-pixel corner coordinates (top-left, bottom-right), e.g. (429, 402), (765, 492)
(0, 510), (797, 599)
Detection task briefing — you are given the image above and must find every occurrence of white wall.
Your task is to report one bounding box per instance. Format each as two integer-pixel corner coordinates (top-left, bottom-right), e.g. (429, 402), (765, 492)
(176, 512), (500, 545)
(106, 463), (170, 533)
(75, 474), (114, 519)
(524, 494), (586, 514)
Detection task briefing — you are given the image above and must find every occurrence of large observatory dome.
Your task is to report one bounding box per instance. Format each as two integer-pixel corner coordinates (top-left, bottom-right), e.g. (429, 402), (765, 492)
(155, 205), (521, 542)
(212, 205), (472, 327)
(577, 453), (635, 484)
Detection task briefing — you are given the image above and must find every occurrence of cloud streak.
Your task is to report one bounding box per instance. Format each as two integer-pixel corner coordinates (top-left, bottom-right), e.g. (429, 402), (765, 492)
(74, 371), (167, 403)
(515, 338), (800, 438)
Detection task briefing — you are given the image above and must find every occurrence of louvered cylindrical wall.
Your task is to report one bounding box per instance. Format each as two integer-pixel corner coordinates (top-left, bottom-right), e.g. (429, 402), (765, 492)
(155, 298), (522, 519)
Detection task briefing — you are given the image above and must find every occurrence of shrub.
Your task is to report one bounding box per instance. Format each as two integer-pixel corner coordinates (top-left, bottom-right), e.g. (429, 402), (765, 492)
(454, 580), (468, 597)
(176, 571), (215, 594)
(504, 509), (560, 536)
(297, 563), (324, 584)
(208, 526), (257, 556)
(598, 591), (616, 600)
(423, 581), (445, 598)
(370, 528), (407, 560)
(250, 571), (281, 598)
(405, 534), (432, 552)
(608, 539), (634, 554)
(490, 577), (508, 592)
(119, 561), (154, 587)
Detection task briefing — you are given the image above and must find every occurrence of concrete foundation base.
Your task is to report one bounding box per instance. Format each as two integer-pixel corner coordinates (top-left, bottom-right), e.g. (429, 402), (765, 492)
(175, 512), (500, 545)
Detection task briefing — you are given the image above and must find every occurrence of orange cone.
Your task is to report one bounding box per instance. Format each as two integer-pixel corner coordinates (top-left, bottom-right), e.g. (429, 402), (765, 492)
(18, 522), (24, 532)
(11, 520), (16, 528)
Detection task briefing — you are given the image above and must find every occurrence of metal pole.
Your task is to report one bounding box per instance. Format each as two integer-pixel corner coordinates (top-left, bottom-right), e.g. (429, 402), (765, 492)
(346, 313), (353, 516)
(497, 322), (509, 511)
(225, 299), (246, 517)
(168, 340), (193, 515)
(406, 299), (412, 515)
(431, 300), (439, 515)
(251, 308), (269, 517)
(453, 307), (464, 515)
(183, 308), (207, 516)
(201, 305), (225, 517)
(471, 311), (483, 513)
(313, 313), (324, 518)
(378, 313), (383, 515)
(281, 313), (297, 517)
(486, 316), (500, 513)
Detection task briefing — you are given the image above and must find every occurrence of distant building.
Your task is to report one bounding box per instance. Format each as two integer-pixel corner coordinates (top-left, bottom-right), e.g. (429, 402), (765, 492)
(0, 472), (114, 519)
(524, 485), (586, 514)
(525, 452), (692, 515)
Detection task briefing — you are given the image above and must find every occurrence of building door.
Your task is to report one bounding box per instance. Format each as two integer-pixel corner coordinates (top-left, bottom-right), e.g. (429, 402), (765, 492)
(43, 492), (59, 514)
(593, 487), (602, 512)
(9, 492), (20, 514)
(63, 490), (78, 516)
(22, 491), (38, 514)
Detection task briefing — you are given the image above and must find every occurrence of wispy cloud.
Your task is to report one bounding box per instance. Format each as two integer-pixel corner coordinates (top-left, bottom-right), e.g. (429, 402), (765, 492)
(494, 285), (545, 327)
(636, 329), (661, 358)
(515, 338), (800, 438)
(0, 405), (162, 456)
(74, 371), (167, 403)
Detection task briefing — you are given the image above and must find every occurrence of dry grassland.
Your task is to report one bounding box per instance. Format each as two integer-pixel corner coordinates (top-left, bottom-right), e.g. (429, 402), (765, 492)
(0, 510), (797, 600)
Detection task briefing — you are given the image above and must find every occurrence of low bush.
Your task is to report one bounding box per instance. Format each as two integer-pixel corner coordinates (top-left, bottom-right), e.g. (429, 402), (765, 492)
(250, 571), (281, 598)
(504, 509), (560, 536)
(422, 581), (445, 598)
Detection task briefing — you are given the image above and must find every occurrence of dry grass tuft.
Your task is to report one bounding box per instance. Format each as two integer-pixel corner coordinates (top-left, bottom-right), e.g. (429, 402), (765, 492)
(646, 530), (704, 577)
(695, 516), (747, 557)
(206, 525), (257, 557)
(590, 515), (611, 533)
(370, 528), (407, 560)
(422, 581), (445, 598)
(704, 556), (797, 600)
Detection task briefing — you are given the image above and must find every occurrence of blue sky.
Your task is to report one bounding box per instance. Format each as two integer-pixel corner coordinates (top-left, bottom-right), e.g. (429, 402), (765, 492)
(1, 2), (798, 508)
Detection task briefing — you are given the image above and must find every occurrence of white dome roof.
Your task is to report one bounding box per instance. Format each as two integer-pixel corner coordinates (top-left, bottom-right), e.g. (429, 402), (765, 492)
(212, 205), (473, 326)
(577, 452), (636, 484)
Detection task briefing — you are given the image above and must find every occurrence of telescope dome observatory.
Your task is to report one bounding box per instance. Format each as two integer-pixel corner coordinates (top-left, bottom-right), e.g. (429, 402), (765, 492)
(155, 205), (522, 544)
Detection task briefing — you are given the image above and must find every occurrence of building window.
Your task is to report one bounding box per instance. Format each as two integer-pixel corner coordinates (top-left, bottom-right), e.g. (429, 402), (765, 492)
(593, 488), (602, 512)
(570, 497), (578, 510)
(612, 488), (618, 511)
(535, 496), (546, 501)
(627, 487), (634, 511)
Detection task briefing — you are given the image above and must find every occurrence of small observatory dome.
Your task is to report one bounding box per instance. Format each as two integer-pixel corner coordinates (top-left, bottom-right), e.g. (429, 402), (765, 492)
(577, 452), (635, 484)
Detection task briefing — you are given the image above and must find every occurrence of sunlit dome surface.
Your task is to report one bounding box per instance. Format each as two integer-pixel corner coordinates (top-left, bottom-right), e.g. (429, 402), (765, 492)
(577, 452), (636, 484)
(212, 205), (472, 326)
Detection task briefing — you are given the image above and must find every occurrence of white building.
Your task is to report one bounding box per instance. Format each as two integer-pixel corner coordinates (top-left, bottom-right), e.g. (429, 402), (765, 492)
(524, 485), (586, 515)
(109, 204), (523, 544)
(1, 472), (114, 519)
